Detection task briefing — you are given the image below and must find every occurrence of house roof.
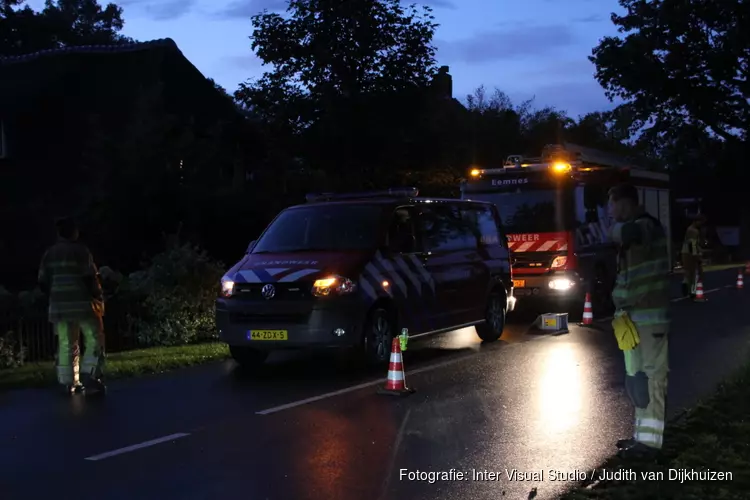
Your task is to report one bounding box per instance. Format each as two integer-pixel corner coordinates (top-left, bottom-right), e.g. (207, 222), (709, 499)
(0, 38), (245, 121)
(0, 38), (179, 65)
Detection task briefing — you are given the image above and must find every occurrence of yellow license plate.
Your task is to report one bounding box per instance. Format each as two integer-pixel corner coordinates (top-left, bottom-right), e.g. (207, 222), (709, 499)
(248, 330), (288, 341)
(512, 280), (525, 288)
(543, 318), (557, 327)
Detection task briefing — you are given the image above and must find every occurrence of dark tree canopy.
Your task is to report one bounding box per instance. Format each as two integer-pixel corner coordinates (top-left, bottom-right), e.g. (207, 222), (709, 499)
(235, 0), (439, 126)
(0, 0), (130, 56)
(590, 0), (749, 143)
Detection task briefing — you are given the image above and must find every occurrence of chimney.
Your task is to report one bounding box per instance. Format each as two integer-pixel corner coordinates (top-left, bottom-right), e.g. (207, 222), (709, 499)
(433, 65), (453, 99)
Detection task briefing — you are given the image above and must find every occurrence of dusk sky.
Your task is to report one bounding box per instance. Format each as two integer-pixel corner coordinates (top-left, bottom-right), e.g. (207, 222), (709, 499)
(28, 0), (626, 118)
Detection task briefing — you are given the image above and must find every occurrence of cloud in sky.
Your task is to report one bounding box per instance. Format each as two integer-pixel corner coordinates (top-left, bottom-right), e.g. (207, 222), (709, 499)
(572, 14), (605, 23)
(437, 25), (576, 64)
(420, 0), (456, 8)
(119, 0), (198, 21)
(217, 0), (288, 19)
(215, 0), (454, 19)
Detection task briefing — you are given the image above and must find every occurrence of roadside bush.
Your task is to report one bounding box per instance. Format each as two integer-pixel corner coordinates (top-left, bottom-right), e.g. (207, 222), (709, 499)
(120, 243), (225, 346)
(0, 331), (25, 369)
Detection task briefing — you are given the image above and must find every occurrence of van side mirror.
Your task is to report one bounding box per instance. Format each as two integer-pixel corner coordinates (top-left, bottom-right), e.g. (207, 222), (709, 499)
(246, 240), (257, 254)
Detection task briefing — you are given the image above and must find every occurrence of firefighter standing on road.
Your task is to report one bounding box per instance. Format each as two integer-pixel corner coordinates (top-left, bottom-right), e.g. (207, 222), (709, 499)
(38, 217), (107, 396)
(607, 184), (670, 460)
(681, 215), (706, 299)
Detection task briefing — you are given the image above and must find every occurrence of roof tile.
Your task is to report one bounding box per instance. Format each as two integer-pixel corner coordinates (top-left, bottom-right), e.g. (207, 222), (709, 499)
(0, 38), (178, 65)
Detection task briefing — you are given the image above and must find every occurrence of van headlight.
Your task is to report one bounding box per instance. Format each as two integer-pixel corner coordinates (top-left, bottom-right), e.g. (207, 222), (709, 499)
(312, 275), (357, 297)
(549, 278), (573, 290)
(220, 278), (235, 297)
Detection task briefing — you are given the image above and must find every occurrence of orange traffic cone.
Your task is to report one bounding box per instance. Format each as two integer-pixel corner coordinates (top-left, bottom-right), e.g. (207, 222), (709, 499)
(580, 292), (594, 326)
(694, 278), (706, 301)
(737, 271), (744, 289)
(378, 338), (415, 396)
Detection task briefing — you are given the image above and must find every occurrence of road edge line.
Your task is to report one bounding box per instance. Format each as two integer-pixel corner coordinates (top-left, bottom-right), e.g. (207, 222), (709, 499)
(84, 432), (191, 461)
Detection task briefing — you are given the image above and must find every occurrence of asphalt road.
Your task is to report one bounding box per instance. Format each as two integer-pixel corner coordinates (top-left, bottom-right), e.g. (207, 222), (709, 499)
(1, 269), (748, 500)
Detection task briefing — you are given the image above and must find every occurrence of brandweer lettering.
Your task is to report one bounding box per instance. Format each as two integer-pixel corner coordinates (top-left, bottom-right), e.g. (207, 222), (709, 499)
(507, 234), (540, 242)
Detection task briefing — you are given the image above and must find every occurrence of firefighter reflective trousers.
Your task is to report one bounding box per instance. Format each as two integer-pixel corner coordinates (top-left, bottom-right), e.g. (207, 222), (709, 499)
(54, 318), (105, 386)
(623, 329), (668, 449)
(681, 253), (702, 293)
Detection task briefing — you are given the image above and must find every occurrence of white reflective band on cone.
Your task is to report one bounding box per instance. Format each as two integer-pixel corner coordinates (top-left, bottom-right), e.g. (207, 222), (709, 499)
(387, 370), (404, 381)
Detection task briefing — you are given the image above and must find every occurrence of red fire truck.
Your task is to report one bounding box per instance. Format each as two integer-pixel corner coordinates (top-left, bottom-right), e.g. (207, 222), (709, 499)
(460, 143), (672, 312)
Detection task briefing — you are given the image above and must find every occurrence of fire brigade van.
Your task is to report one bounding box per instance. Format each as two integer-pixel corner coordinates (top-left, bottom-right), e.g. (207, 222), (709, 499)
(460, 143), (672, 313)
(216, 188), (515, 368)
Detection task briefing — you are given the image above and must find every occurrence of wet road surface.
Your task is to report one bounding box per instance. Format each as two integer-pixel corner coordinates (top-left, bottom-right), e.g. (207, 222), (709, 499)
(1, 269), (748, 500)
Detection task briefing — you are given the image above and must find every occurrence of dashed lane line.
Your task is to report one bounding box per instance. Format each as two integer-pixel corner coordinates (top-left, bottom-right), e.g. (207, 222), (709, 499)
(81, 335), (548, 460)
(255, 335), (548, 416)
(84, 433), (190, 461)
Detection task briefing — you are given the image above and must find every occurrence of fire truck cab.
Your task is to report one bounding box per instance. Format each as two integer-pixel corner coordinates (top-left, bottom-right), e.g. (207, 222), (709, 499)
(460, 143), (671, 312)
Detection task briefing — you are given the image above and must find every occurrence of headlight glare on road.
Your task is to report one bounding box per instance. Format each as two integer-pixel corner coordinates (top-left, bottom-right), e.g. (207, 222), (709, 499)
(220, 278), (234, 297)
(549, 278), (573, 290)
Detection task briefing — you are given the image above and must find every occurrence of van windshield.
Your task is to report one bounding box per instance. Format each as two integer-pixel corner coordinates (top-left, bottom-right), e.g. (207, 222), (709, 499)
(252, 205), (383, 253)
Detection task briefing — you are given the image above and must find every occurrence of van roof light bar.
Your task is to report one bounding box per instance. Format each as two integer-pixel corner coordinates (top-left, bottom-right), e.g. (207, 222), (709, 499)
(305, 187), (419, 202)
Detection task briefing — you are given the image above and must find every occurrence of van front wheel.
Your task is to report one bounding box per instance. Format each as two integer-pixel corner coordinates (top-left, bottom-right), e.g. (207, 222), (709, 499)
(476, 292), (505, 342)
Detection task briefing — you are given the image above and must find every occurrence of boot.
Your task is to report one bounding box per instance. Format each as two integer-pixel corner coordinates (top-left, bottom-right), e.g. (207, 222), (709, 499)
(61, 384), (84, 396)
(617, 442), (659, 460)
(82, 374), (107, 397)
(616, 437), (635, 449)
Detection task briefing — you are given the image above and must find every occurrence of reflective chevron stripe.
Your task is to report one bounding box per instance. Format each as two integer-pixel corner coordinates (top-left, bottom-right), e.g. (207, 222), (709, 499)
(375, 252), (408, 296)
(358, 253), (435, 301)
(235, 268), (319, 283)
(278, 269), (319, 282)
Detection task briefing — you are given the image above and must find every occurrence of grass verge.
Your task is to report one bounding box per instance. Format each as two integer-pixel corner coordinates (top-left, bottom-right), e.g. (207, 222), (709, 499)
(0, 342), (230, 391)
(560, 363), (750, 499)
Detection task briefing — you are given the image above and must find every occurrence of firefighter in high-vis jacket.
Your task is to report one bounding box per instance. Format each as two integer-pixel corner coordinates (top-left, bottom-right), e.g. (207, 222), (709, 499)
(607, 184), (670, 460)
(38, 217), (107, 396)
(680, 216), (706, 299)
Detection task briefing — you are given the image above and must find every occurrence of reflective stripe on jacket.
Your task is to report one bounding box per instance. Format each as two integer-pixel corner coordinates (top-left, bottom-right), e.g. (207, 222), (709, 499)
(611, 209), (670, 335)
(681, 224), (700, 256)
(38, 239), (103, 322)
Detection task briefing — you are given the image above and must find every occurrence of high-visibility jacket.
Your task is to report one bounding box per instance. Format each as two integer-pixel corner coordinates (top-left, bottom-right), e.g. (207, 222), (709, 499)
(610, 208), (670, 335)
(38, 238), (104, 322)
(681, 223), (701, 256)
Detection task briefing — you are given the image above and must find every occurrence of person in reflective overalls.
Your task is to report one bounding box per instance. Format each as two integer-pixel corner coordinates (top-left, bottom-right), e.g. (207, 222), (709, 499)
(38, 217), (107, 396)
(607, 184), (670, 460)
(681, 215), (705, 299)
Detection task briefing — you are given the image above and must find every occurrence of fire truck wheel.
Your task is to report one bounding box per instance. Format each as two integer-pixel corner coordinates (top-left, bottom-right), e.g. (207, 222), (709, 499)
(476, 291), (505, 342)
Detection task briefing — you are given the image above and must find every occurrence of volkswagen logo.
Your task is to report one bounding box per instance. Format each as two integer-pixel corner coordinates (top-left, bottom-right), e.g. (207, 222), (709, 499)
(261, 284), (276, 300)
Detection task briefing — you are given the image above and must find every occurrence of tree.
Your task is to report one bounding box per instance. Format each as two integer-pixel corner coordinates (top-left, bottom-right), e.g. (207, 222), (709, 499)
(590, 0), (749, 143)
(235, 0), (441, 186)
(0, 0), (130, 56)
(238, 0), (438, 117)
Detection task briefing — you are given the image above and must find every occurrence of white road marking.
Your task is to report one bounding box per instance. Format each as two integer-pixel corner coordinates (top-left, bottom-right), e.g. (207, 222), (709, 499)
(256, 335), (548, 416)
(594, 285), (732, 317)
(255, 355), (472, 415)
(379, 408), (412, 500)
(84, 433), (190, 461)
